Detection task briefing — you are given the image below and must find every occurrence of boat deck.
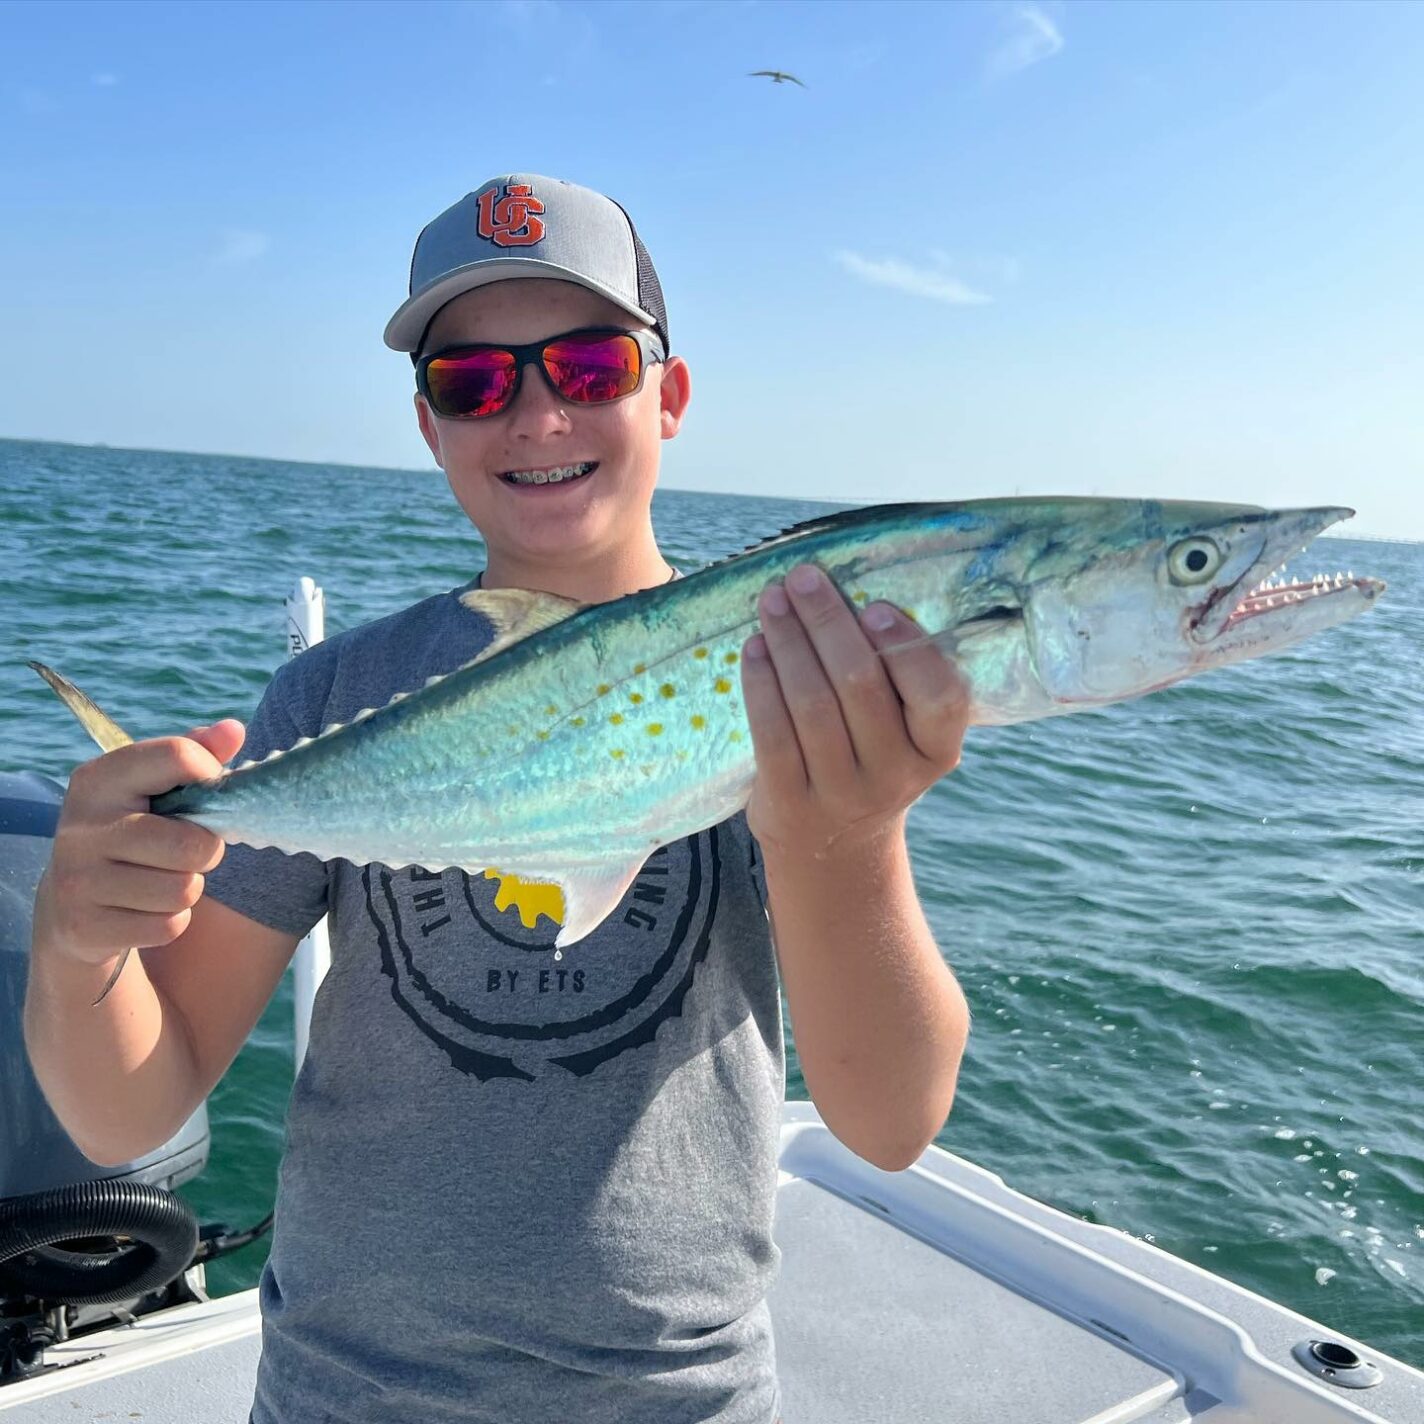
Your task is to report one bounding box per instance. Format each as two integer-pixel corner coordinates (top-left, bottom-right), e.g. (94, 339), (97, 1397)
(3, 1104), (1420, 1423)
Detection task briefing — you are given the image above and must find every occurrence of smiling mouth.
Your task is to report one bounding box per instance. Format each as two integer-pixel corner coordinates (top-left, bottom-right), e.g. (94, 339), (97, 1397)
(499, 461), (598, 486)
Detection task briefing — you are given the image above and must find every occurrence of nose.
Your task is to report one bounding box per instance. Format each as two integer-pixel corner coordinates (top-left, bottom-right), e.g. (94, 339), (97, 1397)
(505, 357), (573, 438)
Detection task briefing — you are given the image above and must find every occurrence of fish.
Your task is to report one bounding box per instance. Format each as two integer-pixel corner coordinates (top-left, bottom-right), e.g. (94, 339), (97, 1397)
(33, 497), (1384, 969)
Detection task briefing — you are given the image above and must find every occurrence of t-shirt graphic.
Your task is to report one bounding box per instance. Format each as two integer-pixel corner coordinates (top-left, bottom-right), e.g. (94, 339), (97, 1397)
(366, 826), (728, 1082)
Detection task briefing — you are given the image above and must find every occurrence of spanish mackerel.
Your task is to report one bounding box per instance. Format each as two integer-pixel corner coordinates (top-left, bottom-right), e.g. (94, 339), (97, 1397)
(34, 498), (1383, 961)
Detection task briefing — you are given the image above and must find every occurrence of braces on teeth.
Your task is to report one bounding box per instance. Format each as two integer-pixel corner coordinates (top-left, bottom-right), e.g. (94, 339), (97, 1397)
(503, 462), (595, 485)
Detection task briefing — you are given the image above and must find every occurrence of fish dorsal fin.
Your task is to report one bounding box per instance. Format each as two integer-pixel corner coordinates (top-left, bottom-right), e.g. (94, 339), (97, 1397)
(27, 661), (134, 751)
(458, 587), (587, 666)
(233, 588), (590, 772)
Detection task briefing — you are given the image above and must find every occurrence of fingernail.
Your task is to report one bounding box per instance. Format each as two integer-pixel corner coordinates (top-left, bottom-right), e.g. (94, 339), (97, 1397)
(864, 605), (895, 632)
(763, 584), (790, 616)
(787, 565), (822, 595)
(746, 633), (768, 659)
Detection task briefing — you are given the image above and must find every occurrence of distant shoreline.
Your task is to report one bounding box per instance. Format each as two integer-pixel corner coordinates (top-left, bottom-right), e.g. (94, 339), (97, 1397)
(1, 434), (1416, 544)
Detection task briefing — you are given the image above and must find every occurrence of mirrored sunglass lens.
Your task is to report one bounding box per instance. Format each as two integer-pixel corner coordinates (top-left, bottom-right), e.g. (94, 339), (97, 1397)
(426, 350), (517, 417)
(544, 333), (641, 404)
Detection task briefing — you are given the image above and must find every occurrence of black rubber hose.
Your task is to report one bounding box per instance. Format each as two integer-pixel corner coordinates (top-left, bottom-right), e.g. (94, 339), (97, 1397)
(0, 1181), (198, 1306)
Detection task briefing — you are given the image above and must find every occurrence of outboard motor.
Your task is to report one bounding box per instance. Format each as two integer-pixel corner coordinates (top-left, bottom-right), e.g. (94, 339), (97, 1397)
(0, 770), (269, 1383)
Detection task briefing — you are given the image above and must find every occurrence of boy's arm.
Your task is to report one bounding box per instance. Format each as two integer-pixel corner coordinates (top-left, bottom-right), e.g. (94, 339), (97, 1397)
(24, 725), (302, 1166)
(741, 565), (972, 1172)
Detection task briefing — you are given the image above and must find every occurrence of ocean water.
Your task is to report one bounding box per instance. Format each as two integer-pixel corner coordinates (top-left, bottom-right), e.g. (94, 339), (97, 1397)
(3, 435), (1421, 1368)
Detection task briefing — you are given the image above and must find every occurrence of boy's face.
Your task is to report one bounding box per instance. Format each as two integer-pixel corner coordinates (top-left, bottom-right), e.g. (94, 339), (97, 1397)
(414, 278), (690, 581)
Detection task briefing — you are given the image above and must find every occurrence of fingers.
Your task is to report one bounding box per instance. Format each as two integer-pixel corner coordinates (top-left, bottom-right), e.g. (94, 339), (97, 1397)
(861, 605), (971, 772)
(753, 575), (858, 783)
(85, 860), (206, 914)
(755, 564), (969, 776)
(68, 724), (245, 811)
(740, 628), (808, 795)
(47, 903), (195, 956)
(778, 565), (911, 774)
(36, 723), (242, 966)
(188, 718), (246, 766)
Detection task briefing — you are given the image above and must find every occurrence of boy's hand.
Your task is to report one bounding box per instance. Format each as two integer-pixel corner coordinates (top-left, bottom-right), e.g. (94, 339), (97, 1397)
(741, 565), (969, 862)
(33, 721), (246, 969)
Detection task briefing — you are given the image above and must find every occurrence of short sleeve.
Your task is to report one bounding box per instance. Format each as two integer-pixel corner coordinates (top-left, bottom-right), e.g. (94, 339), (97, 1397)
(200, 656), (333, 939)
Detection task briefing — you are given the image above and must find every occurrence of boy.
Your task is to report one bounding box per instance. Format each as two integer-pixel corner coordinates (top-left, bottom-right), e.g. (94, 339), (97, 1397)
(25, 174), (971, 1423)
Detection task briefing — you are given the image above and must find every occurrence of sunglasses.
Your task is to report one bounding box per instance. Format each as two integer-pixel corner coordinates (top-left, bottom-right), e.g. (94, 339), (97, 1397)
(415, 326), (666, 420)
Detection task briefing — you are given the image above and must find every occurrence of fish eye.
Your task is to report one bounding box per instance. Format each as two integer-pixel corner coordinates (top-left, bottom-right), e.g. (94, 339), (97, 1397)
(1167, 537), (1223, 585)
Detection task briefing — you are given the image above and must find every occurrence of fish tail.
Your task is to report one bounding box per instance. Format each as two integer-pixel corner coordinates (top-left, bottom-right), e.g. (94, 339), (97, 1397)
(27, 661), (135, 752)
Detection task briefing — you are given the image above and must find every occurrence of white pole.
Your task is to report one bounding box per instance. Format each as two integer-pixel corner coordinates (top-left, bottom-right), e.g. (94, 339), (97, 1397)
(285, 577), (330, 1076)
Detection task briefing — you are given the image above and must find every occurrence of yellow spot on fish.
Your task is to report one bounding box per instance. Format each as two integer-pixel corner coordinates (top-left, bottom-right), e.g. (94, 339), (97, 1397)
(507, 724), (519, 736)
(724, 651), (738, 665)
(629, 692), (643, 704)
(610, 712), (624, 725)
(611, 748), (625, 759)
(648, 723), (663, 735)
(545, 704), (558, 716)
(633, 663), (646, 674)
(572, 716), (585, 728)
(905, 609), (920, 624)
(714, 677), (732, 693)
(729, 730), (744, 742)
(660, 683), (676, 698)
(483, 869), (564, 929)
(853, 590), (868, 604)
(691, 715), (706, 730)
(536, 730), (549, 741)
(597, 684), (611, 696)
(694, 647), (709, 659)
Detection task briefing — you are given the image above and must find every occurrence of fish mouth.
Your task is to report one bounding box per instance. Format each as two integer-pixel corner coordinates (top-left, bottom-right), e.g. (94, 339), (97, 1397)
(1191, 505), (1385, 645)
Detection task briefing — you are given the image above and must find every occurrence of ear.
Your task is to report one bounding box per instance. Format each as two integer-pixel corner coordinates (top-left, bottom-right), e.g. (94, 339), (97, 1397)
(414, 392), (445, 468)
(658, 356), (691, 440)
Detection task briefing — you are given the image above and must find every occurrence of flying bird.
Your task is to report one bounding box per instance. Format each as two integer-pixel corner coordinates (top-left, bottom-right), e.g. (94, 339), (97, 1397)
(749, 70), (805, 87)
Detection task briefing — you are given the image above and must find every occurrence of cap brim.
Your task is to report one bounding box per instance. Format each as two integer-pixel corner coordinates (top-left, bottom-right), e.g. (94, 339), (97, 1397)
(384, 259), (658, 352)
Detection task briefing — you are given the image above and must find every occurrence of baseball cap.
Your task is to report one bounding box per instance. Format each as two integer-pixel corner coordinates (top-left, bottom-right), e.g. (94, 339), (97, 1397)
(384, 174), (669, 359)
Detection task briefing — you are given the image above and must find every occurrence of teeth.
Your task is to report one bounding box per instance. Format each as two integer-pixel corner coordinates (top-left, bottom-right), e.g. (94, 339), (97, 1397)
(503, 462), (595, 485)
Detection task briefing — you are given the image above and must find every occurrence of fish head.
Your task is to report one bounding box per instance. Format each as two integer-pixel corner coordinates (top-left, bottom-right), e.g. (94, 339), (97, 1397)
(1018, 501), (1384, 707)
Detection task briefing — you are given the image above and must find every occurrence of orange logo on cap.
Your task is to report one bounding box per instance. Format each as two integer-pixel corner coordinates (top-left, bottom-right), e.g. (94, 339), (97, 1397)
(476, 182), (546, 247)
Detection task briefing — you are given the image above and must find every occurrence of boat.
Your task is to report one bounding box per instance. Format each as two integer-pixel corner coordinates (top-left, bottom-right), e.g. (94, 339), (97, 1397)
(3, 581), (1421, 1424)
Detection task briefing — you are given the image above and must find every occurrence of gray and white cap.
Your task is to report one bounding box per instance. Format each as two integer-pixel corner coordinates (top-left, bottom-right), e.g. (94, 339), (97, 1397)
(384, 174), (669, 357)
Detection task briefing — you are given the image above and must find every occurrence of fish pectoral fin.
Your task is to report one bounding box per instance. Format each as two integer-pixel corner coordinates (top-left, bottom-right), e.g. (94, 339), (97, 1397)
(27, 661), (134, 751)
(458, 588), (587, 666)
(550, 857), (652, 949)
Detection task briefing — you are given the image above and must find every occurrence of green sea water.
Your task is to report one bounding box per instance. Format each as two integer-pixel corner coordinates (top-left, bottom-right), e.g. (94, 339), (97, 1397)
(3, 435), (1421, 1367)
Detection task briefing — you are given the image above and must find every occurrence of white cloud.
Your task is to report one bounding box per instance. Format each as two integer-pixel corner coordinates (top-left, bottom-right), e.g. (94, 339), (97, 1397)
(213, 230), (271, 264)
(834, 251), (991, 306)
(92, 73), (120, 86)
(986, 5), (1064, 81)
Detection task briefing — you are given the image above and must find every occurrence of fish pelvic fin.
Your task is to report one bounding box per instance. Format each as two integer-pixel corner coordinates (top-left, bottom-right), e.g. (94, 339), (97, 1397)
(546, 857), (652, 949)
(27, 661), (134, 752)
(458, 587), (587, 666)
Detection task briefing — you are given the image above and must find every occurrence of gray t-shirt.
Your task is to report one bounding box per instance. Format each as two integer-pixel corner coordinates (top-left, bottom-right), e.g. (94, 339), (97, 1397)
(203, 576), (785, 1424)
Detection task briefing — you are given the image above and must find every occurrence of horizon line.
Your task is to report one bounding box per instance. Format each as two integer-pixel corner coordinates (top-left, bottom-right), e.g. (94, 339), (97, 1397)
(1, 433), (1416, 544)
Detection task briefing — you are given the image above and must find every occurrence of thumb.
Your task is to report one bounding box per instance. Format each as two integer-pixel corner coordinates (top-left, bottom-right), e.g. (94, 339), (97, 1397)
(186, 718), (247, 767)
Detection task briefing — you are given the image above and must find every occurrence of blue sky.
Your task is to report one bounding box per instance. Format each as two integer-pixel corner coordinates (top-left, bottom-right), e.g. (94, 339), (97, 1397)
(2, 0), (1421, 537)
